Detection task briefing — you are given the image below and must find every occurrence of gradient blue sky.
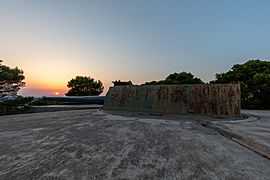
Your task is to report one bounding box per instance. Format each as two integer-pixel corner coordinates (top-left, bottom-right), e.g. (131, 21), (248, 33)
(1, 0), (270, 96)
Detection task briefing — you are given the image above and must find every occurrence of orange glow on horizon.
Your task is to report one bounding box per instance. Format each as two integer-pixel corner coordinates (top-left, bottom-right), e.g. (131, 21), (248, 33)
(20, 81), (111, 97)
(25, 76), (69, 89)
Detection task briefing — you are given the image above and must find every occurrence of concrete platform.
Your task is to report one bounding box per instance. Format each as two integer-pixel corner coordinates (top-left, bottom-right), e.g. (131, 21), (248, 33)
(0, 110), (269, 179)
(206, 110), (270, 159)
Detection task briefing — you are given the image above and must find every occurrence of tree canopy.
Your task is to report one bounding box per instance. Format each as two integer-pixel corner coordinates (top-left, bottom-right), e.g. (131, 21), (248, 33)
(144, 72), (204, 85)
(66, 76), (104, 96)
(0, 60), (25, 97)
(211, 59), (270, 109)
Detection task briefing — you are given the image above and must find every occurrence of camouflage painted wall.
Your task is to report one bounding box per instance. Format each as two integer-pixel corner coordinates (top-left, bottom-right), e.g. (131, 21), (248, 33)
(104, 84), (241, 117)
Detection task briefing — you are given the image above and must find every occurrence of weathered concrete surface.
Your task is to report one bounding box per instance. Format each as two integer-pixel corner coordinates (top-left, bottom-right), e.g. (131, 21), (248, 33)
(0, 110), (269, 180)
(207, 110), (270, 159)
(104, 84), (240, 117)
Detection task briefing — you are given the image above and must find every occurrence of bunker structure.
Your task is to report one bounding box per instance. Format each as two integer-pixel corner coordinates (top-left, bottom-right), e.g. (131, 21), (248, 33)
(103, 84), (241, 117)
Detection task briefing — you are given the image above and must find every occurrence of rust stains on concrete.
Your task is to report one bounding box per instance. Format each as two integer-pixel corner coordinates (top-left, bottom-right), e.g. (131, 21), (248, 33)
(104, 84), (241, 117)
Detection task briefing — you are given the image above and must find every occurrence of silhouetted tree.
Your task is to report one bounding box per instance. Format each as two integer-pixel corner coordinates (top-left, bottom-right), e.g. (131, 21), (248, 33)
(0, 60), (25, 97)
(66, 76), (104, 96)
(144, 72), (204, 85)
(211, 59), (270, 109)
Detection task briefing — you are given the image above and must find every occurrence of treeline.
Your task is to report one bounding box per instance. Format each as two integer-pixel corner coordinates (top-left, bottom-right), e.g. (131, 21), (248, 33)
(142, 60), (270, 109)
(1, 59), (270, 109)
(210, 60), (270, 109)
(143, 72), (204, 85)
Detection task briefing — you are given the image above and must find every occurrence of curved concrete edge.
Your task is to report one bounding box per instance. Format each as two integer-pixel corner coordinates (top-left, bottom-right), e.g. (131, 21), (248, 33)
(209, 124), (270, 159)
(195, 120), (270, 159)
(210, 113), (259, 124)
(240, 113), (260, 122)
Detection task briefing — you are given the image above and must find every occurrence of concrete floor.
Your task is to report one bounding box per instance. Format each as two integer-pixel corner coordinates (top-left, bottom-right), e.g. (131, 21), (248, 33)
(0, 110), (269, 179)
(236, 110), (270, 148)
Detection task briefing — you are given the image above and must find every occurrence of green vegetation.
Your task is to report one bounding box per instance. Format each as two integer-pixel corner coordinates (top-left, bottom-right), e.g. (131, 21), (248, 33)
(66, 76), (104, 96)
(0, 96), (34, 115)
(30, 96), (51, 106)
(143, 72), (204, 85)
(211, 60), (270, 109)
(0, 96), (33, 106)
(30, 96), (46, 105)
(30, 96), (75, 106)
(0, 60), (25, 97)
(0, 60), (30, 115)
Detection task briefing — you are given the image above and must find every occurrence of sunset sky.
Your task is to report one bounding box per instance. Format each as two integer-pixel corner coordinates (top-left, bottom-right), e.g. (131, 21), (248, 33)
(1, 0), (270, 96)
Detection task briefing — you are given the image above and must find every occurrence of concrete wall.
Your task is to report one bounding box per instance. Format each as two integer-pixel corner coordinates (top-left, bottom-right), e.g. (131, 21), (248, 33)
(104, 84), (241, 117)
